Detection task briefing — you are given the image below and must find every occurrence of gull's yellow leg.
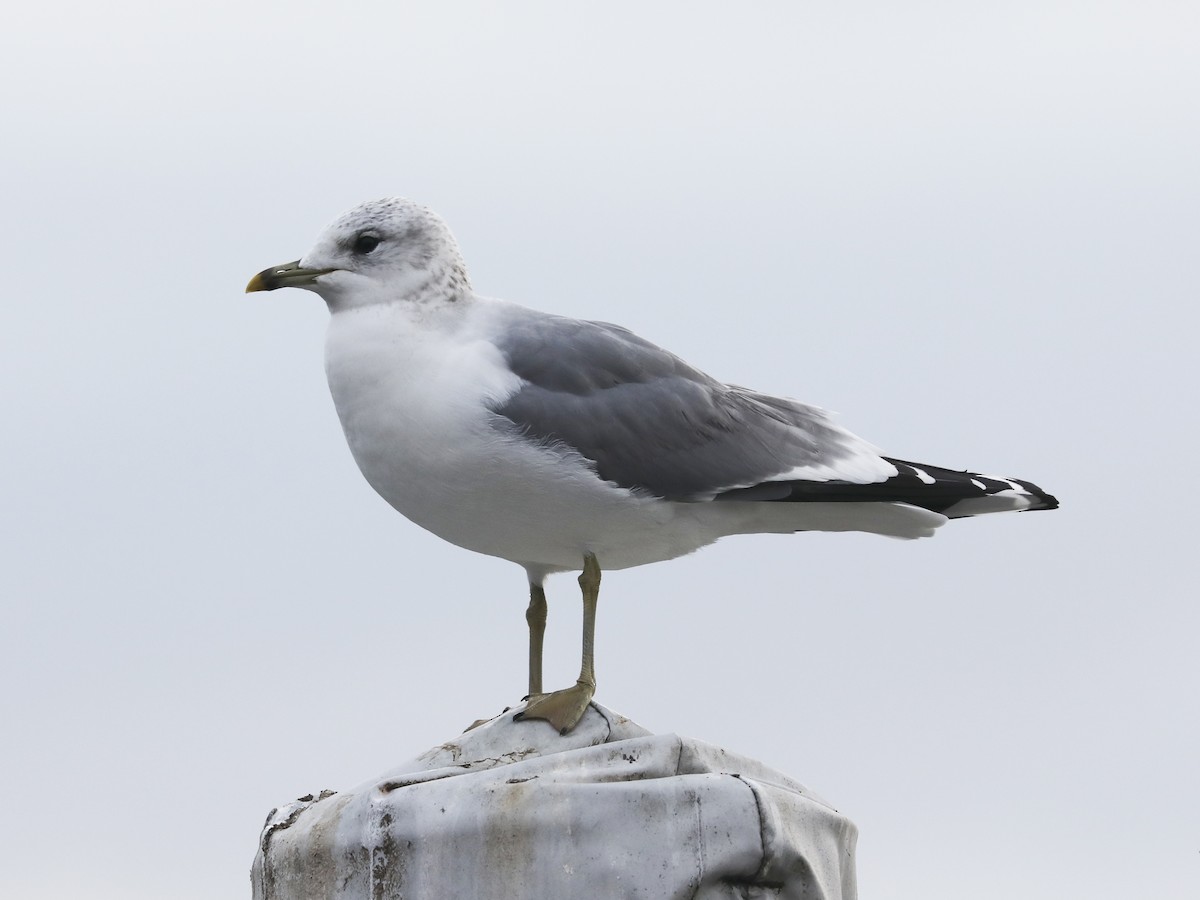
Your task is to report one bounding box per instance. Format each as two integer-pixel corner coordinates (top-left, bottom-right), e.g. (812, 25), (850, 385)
(525, 582), (547, 697)
(515, 554), (600, 734)
(462, 580), (551, 733)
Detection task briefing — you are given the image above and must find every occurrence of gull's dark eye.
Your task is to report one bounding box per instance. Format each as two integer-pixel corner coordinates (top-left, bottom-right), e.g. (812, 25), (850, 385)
(352, 233), (381, 255)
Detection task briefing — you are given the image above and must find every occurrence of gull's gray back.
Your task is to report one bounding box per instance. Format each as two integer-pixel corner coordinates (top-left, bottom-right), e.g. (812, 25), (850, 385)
(488, 307), (867, 501)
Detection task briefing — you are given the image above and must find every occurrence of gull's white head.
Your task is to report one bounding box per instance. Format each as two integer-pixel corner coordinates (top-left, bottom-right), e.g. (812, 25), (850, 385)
(246, 198), (472, 311)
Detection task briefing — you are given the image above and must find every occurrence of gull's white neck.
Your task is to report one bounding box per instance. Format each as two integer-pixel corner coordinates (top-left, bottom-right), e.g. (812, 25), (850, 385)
(321, 295), (523, 523)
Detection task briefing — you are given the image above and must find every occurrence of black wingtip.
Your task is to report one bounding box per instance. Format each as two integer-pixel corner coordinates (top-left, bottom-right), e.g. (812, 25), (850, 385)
(1010, 478), (1059, 511)
(726, 457), (1060, 518)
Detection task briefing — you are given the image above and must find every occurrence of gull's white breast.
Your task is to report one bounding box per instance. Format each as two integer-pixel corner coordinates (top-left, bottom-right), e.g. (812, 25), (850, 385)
(322, 298), (721, 574)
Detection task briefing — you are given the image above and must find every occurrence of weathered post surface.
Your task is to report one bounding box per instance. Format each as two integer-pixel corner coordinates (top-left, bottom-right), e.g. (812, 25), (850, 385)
(252, 703), (857, 899)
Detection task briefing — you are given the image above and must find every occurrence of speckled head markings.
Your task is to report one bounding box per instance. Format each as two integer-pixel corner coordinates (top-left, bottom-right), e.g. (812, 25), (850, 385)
(248, 197), (1059, 733)
(247, 197), (471, 311)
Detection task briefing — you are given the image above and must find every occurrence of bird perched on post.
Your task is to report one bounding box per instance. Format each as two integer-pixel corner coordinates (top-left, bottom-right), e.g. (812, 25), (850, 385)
(247, 198), (1058, 734)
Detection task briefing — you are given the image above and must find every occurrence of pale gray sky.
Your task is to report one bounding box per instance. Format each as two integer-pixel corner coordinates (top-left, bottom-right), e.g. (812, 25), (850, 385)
(2, 2), (1196, 898)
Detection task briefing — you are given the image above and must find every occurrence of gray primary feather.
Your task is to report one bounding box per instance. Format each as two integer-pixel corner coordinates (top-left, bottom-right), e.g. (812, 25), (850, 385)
(489, 310), (864, 501)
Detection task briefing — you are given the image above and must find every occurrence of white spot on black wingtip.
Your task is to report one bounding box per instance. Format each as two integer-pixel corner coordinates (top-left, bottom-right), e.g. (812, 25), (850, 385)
(909, 465), (936, 485)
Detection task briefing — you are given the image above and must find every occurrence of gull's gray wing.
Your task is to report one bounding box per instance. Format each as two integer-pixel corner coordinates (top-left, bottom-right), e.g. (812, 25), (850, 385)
(489, 309), (890, 501)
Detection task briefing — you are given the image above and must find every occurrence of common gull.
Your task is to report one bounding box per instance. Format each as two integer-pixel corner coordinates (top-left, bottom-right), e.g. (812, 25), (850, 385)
(247, 198), (1058, 733)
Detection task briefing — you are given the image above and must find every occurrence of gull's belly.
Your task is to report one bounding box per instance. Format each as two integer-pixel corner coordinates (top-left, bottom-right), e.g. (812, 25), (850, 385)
(337, 398), (719, 571)
(351, 423), (692, 571)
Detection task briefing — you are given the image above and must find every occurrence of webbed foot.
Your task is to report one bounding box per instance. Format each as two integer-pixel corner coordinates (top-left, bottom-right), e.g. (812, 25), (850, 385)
(513, 680), (595, 734)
